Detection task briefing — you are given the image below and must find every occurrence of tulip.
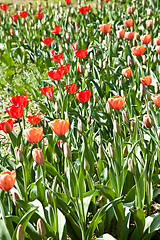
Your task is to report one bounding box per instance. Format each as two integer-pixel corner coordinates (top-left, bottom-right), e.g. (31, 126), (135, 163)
(140, 34), (151, 44)
(15, 147), (24, 163)
(77, 62), (84, 74)
(10, 94), (32, 107)
(55, 101), (60, 113)
(58, 139), (63, 149)
(131, 120), (135, 132)
(147, 8), (152, 16)
(0, 170), (16, 191)
(52, 53), (64, 63)
(42, 37), (53, 45)
(122, 111), (129, 124)
(51, 25), (62, 34)
(140, 83), (146, 96)
(127, 6), (134, 14)
(24, 127), (43, 143)
(35, 12), (43, 19)
(58, 64), (70, 75)
(84, 158), (90, 171)
(17, 225), (25, 240)
(65, 83), (77, 94)
(6, 105), (24, 119)
(63, 142), (72, 158)
(13, 192), (20, 207)
(125, 32), (135, 41)
(0, 119), (13, 133)
(75, 49), (88, 58)
(10, 28), (15, 36)
(72, 43), (79, 51)
(87, 116), (91, 124)
(123, 146), (128, 157)
(128, 158), (136, 174)
(143, 115), (153, 128)
(108, 96), (125, 110)
(98, 145), (105, 160)
(77, 119), (84, 133)
(145, 20), (152, 28)
(75, 90), (91, 103)
(108, 143), (116, 160)
(122, 67), (132, 78)
(106, 102), (112, 114)
(131, 46), (145, 56)
(37, 219), (46, 238)
(0, 4), (8, 11)
(154, 37), (160, 46)
(140, 75), (152, 86)
(19, 11), (27, 18)
(40, 85), (54, 96)
(98, 23), (111, 34)
(32, 148), (45, 165)
(155, 46), (160, 54)
(113, 120), (121, 134)
(152, 94), (160, 107)
(46, 189), (53, 205)
(11, 14), (18, 21)
(65, 0), (71, 4)
(116, 29), (125, 39)
(27, 113), (42, 125)
(123, 19), (133, 28)
(48, 68), (65, 81)
(78, 5), (91, 14)
(50, 118), (69, 135)
(127, 56), (132, 66)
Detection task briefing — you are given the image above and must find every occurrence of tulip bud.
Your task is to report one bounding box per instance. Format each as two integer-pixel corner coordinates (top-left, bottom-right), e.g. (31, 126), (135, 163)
(122, 111), (129, 124)
(65, 42), (69, 50)
(68, 16), (72, 23)
(123, 146), (128, 157)
(58, 139), (63, 149)
(77, 119), (84, 134)
(139, 17), (142, 24)
(60, 6), (63, 14)
(98, 195), (105, 207)
(140, 83), (146, 96)
(46, 189), (53, 205)
(2, 30), (5, 37)
(90, 52), (94, 60)
(15, 147), (24, 163)
(17, 225), (25, 240)
(13, 192), (20, 207)
(63, 142), (72, 159)
(99, 59), (103, 68)
(66, 32), (70, 41)
(147, 8), (152, 16)
(127, 56), (132, 66)
(98, 145), (105, 160)
(87, 116), (91, 124)
(32, 148), (45, 165)
(59, 44), (63, 53)
(77, 62), (84, 74)
(128, 158), (136, 174)
(71, 7), (74, 14)
(84, 158), (90, 171)
(108, 142), (116, 160)
(10, 28), (15, 36)
(54, 153), (59, 163)
(14, 3), (17, 10)
(22, 18), (25, 24)
(131, 120), (135, 132)
(46, 91), (55, 101)
(37, 219), (46, 238)
(154, 54), (157, 63)
(55, 101), (60, 113)
(106, 102), (112, 114)
(113, 120), (121, 134)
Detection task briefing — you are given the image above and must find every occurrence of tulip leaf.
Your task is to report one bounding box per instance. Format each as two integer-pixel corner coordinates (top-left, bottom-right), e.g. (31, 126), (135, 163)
(96, 233), (117, 240)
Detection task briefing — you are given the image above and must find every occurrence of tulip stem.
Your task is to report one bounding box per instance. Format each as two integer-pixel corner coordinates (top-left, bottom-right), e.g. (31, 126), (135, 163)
(7, 191), (12, 215)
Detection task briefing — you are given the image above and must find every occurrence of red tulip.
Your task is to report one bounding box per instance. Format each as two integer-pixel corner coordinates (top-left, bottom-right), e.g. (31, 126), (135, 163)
(131, 46), (145, 56)
(52, 53), (64, 63)
(58, 64), (70, 74)
(65, 83), (77, 94)
(75, 48), (88, 59)
(140, 75), (152, 86)
(143, 115), (153, 128)
(48, 68), (65, 81)
(127, 7), (134, 14)
(152, 94), (160, 107)
(124, 19), (133, 28)
(75, 90), (91, 103)
(0, 119), (13, 133)
(35, 12), (43, 19)
(108, 96), (125, 110)
(125, 32), (135, 40)
(0, 4), (8, 11)
(65, 0), (71, 4)
(19, 11), (27, 18)
(6, 105), (24, 119)
(51, 26), (62, 34)
(11, 14), (18, 21)
(58, 139), (63, 149)
(27, 113), (42, 125)
(98, 23), (111, 34)
(116, 29), (125, 39)
(0, 170), (16, 191)
(141, 34), (151, 44)
(24, 127), (43, 143)
(42, 37), (53, 45)
(78, 5), (91, 14)
(50, 118), (69, 135)
(122, 68), (132, 78)
(10, 94), (32, 107)
(72, 43), (79, 51)
(40, 85), (54, 96)
(154, 37), (160, 46)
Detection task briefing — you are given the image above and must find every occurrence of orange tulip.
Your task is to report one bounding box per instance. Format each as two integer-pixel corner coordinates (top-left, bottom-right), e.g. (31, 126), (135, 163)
(116, 29), (125, 39)
(140, 34), (151, 44)
(131, 46), (145, 56)
(24, 127), (43, 143)
(122, 68), (132, 78)
(155, 46), (160, 54)
(50, 118), (69, 135)
(0, 170), (16, 191)
(152, 94), (160, 107)
(140, 75), (152, 85)
(98, 23), (111, 34)
(145, 20), (152, 29)
(154, 37), (160, 46)
(32, 148), (45, 165)
(108, 96), (125, 110)
(125, 32), (135, 41)
(123, 19), (133, 28)
(143, 115), (153, 128)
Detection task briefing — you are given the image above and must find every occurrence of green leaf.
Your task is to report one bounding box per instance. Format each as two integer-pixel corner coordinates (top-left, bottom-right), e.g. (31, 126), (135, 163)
(1, 53), (14, 67)
(96, 233), (117, 240)
(132, 208), (145, 238)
